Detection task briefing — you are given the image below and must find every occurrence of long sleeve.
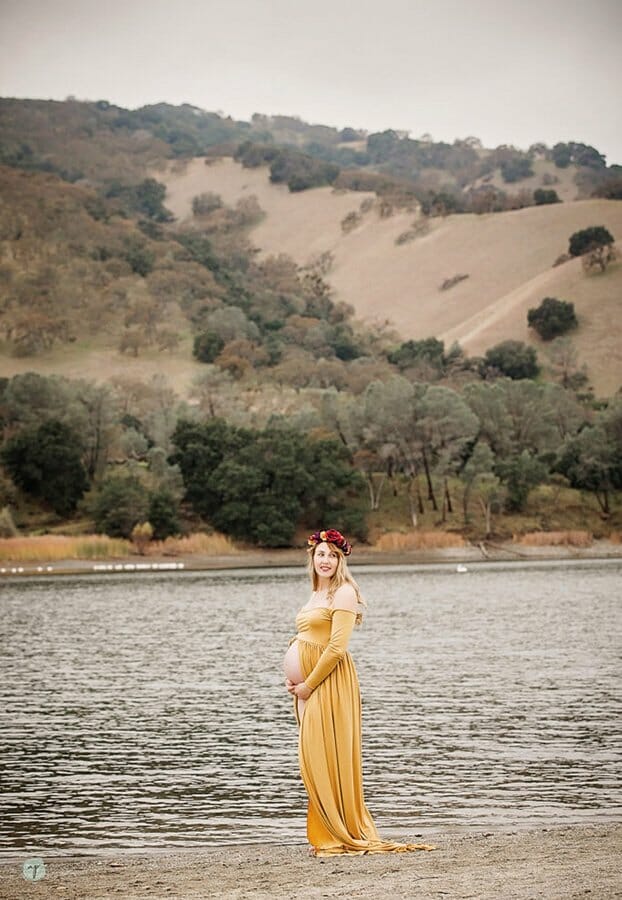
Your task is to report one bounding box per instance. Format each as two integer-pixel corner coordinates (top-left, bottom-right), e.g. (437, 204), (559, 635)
(304, 609), (357, 691)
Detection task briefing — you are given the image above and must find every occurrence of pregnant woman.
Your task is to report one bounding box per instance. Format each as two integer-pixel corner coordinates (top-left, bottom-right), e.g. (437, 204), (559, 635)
(283, 528), (435, 857)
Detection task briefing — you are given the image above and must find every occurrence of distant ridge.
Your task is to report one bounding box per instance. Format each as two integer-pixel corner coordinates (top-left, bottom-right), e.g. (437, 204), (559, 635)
(0, 98), (620, 397)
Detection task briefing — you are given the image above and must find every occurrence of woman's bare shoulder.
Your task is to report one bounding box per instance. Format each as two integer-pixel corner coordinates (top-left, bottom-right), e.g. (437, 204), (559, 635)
(332, 583), (358, 612)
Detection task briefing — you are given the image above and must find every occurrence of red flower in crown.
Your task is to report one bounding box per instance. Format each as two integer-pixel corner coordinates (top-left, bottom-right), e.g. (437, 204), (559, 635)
(307, 528), (352, 556)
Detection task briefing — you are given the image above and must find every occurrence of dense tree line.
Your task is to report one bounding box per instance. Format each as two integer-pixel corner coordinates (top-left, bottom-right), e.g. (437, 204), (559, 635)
(1, 368), (620, 545)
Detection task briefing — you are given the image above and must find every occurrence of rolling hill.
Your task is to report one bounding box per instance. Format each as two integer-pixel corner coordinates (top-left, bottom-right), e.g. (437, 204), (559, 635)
(162, 157), (622, 396)
(1, 98), (620, 398)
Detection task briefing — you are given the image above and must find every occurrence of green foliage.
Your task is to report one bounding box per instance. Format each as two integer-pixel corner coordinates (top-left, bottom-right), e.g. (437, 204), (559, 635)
(366, 130), (401, 160)
(148, 490), (180, 540)
(533, 188), (560, 205)
(137, 218), (164, 240)
(528, 297), (578, 340)
(500, 156), (534, 183)
(133, 179), (173, 221)
(192, 192), (223, 216)
(104, 178), (173, 221)
(419, 190), (465, 216)
(339, 127), (362, 143)
(553, 142), (606, 170)
(170, 419), (366, 546)
(552, 143), (572, 168)
(555, 398), (622, 515)
(388, 337), (445, 372)
(91, 473), (150, 537)
(235, 141), (340, 192)
(0, 138), (84, 182)
(270, 151), (339, 192)
(366, 131), (479, 185)
(568, 226), (614, 257)
(111, 102), (246, 156)
(556, 427), (620, 515)
(193, 331), (225, 363)
(173, 231), (222, 276)
(591, 176), (622, 200)
(123, 237), (155, 276)
(497, 450), (548, 512)
(483, 341), (540, 380)
(1, 419), (88, 515)
(331, 325), (361, 362)
(234, 141), (279, 168)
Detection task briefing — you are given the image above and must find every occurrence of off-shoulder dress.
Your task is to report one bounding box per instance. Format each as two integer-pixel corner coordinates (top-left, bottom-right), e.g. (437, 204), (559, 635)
(286, 605), (435, 856)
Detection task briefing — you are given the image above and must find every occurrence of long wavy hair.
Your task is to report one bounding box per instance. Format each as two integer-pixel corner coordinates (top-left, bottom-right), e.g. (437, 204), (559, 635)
(307, 542), (365, 623)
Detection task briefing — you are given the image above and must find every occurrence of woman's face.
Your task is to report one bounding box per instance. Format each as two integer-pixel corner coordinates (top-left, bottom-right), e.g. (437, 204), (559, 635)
(313, 542), (339, 581)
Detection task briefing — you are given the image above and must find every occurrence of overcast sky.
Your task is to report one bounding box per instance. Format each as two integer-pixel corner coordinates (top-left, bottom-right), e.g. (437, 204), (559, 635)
(1, 0), (621, 164)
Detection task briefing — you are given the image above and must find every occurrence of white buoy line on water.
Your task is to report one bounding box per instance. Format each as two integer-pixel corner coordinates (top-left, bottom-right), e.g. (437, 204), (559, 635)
(0, 562), (186, 576)
(91, 562), (186, 572)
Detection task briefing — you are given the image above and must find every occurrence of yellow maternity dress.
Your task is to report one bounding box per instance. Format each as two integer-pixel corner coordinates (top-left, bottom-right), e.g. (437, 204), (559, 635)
(293, 605), (435, 856)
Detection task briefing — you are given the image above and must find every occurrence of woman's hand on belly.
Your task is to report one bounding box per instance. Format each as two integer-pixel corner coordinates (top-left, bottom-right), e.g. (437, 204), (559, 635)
(293, 682), (311, 701)
(285, 678), (297, 694)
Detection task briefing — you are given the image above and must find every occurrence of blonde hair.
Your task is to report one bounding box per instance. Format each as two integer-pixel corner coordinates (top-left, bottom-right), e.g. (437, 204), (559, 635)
(307, 542), (366, 623)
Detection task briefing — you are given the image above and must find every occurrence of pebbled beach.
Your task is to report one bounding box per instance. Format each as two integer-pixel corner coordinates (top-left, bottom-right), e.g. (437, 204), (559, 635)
(1, 824), (620, 899)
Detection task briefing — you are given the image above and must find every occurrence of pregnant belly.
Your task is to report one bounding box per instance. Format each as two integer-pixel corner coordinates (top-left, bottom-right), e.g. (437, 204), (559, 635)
(283, 639), (304, 683)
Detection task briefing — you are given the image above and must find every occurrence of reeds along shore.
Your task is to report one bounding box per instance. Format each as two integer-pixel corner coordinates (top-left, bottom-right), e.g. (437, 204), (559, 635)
(1, 528), (621, 566)
(0, 532), (237, 563)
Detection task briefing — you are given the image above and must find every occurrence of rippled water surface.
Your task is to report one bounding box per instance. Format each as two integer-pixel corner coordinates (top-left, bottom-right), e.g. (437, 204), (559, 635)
(1, 560), (621, 856)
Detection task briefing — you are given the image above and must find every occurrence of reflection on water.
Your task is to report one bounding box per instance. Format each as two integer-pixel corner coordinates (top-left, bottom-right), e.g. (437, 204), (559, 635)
(1, 560), (621, 855)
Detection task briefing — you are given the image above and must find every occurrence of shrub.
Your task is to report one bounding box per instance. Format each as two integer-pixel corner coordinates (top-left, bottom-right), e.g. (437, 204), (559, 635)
(388, 337), (445, 371)
(568, 226), (614, 257)
(131, 521), (153, 554)
(192, 192), (223, 216)
(527, 297), (578, 340)
(123, 238), (155, 276)
(1, 419), (88, 515)
(193, 330), (225, 363)
(500, 157), (534, 183)
(533, 188), (560, 205)
(92, 474), (149, 538)
(497, 451), (548, 512)
(483, 340), (540, 380)
(148, 490), (180, 540)
(592, 178), (622, 200)
(133, 179), (173, 222)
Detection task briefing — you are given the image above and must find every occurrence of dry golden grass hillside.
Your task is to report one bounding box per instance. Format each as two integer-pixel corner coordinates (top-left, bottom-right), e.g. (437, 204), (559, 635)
(162, 158), (622, 395)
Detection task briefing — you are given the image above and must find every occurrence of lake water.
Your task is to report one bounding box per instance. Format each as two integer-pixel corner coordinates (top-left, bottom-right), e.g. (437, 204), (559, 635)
(1, 559), (620, 857)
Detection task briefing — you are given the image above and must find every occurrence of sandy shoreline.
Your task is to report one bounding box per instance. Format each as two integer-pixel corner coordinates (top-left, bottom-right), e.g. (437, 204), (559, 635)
(1, 539), (621, 579)
(1, 825), (620, 898)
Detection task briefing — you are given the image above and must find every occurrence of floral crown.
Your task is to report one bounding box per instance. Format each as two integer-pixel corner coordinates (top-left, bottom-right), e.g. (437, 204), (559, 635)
(307, 529), (352, 557)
